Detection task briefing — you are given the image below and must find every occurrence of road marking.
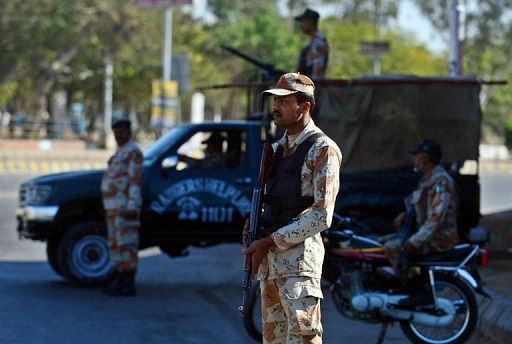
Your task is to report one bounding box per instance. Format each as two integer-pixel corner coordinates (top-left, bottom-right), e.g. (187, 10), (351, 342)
(480, 161), (512, 174)
(0, 191), (17, 198)
(0, 159), (105, 175)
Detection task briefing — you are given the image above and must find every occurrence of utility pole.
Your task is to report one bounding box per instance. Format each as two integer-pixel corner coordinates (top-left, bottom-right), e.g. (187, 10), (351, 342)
(163, 8), (172, 82)
(449, 0), (465, 76)
(134, 0), (191, 131)
(373, 0), (382, 75)
(104, 50), (114, 149)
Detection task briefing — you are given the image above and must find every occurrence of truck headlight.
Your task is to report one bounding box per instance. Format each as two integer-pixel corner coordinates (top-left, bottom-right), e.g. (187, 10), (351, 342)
(25, 185), (53, 205)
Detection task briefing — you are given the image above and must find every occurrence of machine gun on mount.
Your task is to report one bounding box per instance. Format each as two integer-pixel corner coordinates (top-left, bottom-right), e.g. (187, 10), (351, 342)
(221, 45), (285, 82)
(220, 45), (286, 122)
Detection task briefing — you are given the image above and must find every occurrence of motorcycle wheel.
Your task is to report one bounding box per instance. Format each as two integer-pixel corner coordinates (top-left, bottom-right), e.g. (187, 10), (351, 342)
(243, 280), (263, 342)
(399, 273), (478, 344)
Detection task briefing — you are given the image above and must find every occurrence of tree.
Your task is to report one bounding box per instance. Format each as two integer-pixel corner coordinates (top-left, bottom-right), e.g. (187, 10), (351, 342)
(412, 0), (512, 141)
(0, 0), (452, 139)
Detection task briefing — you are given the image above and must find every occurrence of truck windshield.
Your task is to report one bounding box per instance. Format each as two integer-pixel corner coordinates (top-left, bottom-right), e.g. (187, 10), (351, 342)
(144, 126), (188, 162)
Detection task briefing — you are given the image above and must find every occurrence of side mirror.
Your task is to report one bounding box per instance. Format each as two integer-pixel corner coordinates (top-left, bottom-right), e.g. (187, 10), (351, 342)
(162, 155), (179, 170)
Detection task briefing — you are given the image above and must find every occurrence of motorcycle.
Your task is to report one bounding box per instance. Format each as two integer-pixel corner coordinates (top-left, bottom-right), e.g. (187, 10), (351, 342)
(243, 215), (489, 344)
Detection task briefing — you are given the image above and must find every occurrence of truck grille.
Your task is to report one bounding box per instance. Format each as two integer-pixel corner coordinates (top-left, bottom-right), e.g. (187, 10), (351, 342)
(19, 184), (28, 207)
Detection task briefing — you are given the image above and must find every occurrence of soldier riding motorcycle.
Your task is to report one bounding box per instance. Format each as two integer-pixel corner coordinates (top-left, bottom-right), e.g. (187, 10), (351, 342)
(244, 214), (489, 344)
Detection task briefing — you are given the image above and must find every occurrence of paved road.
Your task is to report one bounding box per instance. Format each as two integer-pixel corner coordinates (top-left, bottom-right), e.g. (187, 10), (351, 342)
(480, 171), (512, 214)
(0, 173), (503, 343)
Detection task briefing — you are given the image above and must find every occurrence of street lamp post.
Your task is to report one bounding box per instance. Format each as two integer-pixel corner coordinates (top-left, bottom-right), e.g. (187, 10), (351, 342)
(104, 51), (114, 149)
(163, 8), (172, 82)
(449, 0), (465, 76)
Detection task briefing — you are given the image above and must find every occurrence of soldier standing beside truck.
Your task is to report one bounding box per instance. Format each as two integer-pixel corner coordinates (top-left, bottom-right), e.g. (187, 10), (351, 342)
(244, 73), (342, 343)
(101, 119), (143, 296)
(295, 8), (329, 80)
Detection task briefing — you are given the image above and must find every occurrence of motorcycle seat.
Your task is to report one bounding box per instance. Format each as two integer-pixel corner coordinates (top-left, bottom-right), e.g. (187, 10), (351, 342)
(415, 244), (476, 266)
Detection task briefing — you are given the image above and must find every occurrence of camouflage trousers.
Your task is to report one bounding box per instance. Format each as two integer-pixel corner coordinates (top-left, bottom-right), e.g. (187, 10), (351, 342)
(106, 212), (139, 272)
(260, 277), (323, 344)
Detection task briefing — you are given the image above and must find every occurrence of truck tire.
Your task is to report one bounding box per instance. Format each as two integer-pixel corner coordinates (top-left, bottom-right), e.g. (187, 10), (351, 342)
(58, 221), (114, 286)
(46, 238), (63, 276)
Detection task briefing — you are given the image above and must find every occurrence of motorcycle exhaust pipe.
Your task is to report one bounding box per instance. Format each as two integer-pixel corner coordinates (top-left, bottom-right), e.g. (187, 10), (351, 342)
(351, 293), (456, 327)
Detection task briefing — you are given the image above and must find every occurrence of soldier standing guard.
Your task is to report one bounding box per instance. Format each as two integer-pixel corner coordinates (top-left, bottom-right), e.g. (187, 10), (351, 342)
(295, 8), (329, 80)
(101, 119), (143, 296)
(244, 73), (342, 343)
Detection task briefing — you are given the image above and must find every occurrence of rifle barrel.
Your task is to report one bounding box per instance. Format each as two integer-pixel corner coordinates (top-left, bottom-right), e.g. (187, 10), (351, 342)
(221, 45), (285, 76)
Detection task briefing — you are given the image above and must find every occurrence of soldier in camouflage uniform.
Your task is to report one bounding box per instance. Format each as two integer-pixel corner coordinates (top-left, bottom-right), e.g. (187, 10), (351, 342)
(383, 139), (459, 261)
(295, 9), (328, 80)
(244, 73), (342, 344)
(101, 119), (143, 296)
(382, 139), (459, 307)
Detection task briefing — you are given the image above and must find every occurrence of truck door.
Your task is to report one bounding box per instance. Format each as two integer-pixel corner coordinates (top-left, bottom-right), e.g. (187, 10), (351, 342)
(147, 128), (254, 241)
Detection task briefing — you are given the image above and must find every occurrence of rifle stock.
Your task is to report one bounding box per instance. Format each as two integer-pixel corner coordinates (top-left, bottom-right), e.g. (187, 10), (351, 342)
(239, 143), (274, 316)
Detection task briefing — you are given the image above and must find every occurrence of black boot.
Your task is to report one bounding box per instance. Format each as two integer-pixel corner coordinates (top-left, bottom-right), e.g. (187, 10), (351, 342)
(105, 271), (137, 297)
(102, 271), (122, 295)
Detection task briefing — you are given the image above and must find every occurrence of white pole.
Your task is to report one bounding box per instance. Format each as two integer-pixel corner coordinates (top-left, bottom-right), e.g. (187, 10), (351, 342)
(449, 0), (465, 76)
(372, 56), (381, 76)
(104, 52), (115, 149)
(163, 8), (173, 82)
(191, 92), (205, 123)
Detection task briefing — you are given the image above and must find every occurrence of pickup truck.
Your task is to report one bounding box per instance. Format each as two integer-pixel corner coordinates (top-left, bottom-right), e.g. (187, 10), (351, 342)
(17, 121), (264, 285)
(17, 77), (484, 286)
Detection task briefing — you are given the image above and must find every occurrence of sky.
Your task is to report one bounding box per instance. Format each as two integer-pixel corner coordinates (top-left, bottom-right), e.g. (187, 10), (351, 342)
(191, 0), (447, 54)
(394, 0), (445, 54)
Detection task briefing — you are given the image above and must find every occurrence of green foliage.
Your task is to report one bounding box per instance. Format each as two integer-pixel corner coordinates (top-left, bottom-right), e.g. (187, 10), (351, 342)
(505, 115), (512, 150)
(0, 0), (463, 133)
(413, 0), (512, 142)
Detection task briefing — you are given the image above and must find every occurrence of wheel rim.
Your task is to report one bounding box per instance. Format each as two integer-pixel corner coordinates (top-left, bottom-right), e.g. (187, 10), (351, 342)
(407, 281), (471, 344)
(70, 234), (112, 279)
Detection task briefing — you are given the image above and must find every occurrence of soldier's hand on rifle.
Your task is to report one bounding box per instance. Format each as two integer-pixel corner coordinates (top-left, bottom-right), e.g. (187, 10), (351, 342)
(393, 212), (407, 230)
(244, 237), (275, 279)
(242, 219), (249, 245)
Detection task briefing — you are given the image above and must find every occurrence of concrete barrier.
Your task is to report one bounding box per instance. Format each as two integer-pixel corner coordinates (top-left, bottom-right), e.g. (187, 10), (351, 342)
(478, 289), (512, 344)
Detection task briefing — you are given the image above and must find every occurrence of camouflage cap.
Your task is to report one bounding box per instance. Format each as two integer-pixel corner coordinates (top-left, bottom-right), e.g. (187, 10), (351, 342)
(262, 72), (315, 97)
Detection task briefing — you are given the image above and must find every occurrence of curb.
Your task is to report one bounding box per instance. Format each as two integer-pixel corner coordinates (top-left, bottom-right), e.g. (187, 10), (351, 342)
(0, 160), (105, 175)
(477, 288), (512, 344)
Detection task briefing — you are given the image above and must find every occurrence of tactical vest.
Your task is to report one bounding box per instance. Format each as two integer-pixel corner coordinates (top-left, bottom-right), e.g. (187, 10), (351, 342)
(260, 133), (324, 237)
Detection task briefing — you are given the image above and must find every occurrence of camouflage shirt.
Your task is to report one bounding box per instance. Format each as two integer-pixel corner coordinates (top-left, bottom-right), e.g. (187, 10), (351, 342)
(302, 32), (329, 80)
(101, 140), (143, 214)
(259, 120), (342, 280)
(408, 165), (459, 254)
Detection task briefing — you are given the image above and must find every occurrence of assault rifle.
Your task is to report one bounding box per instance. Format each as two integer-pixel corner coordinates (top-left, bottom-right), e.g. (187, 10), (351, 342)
(239, 143), (274, 316)
(221, 45), (285, 81)
(396, 197), (416, 273)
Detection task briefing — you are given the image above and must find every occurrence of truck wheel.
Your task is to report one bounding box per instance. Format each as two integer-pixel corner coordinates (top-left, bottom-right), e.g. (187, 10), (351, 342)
(58, 221), (114, 286)
(46, 238), (63, 276)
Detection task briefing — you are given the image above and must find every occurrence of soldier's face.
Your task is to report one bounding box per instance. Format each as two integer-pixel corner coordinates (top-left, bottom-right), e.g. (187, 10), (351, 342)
(113, 127), (131, 146)
(412, 153), (428, 173)
(299, 18), (314, 35)
(272, 95), (304, 129)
